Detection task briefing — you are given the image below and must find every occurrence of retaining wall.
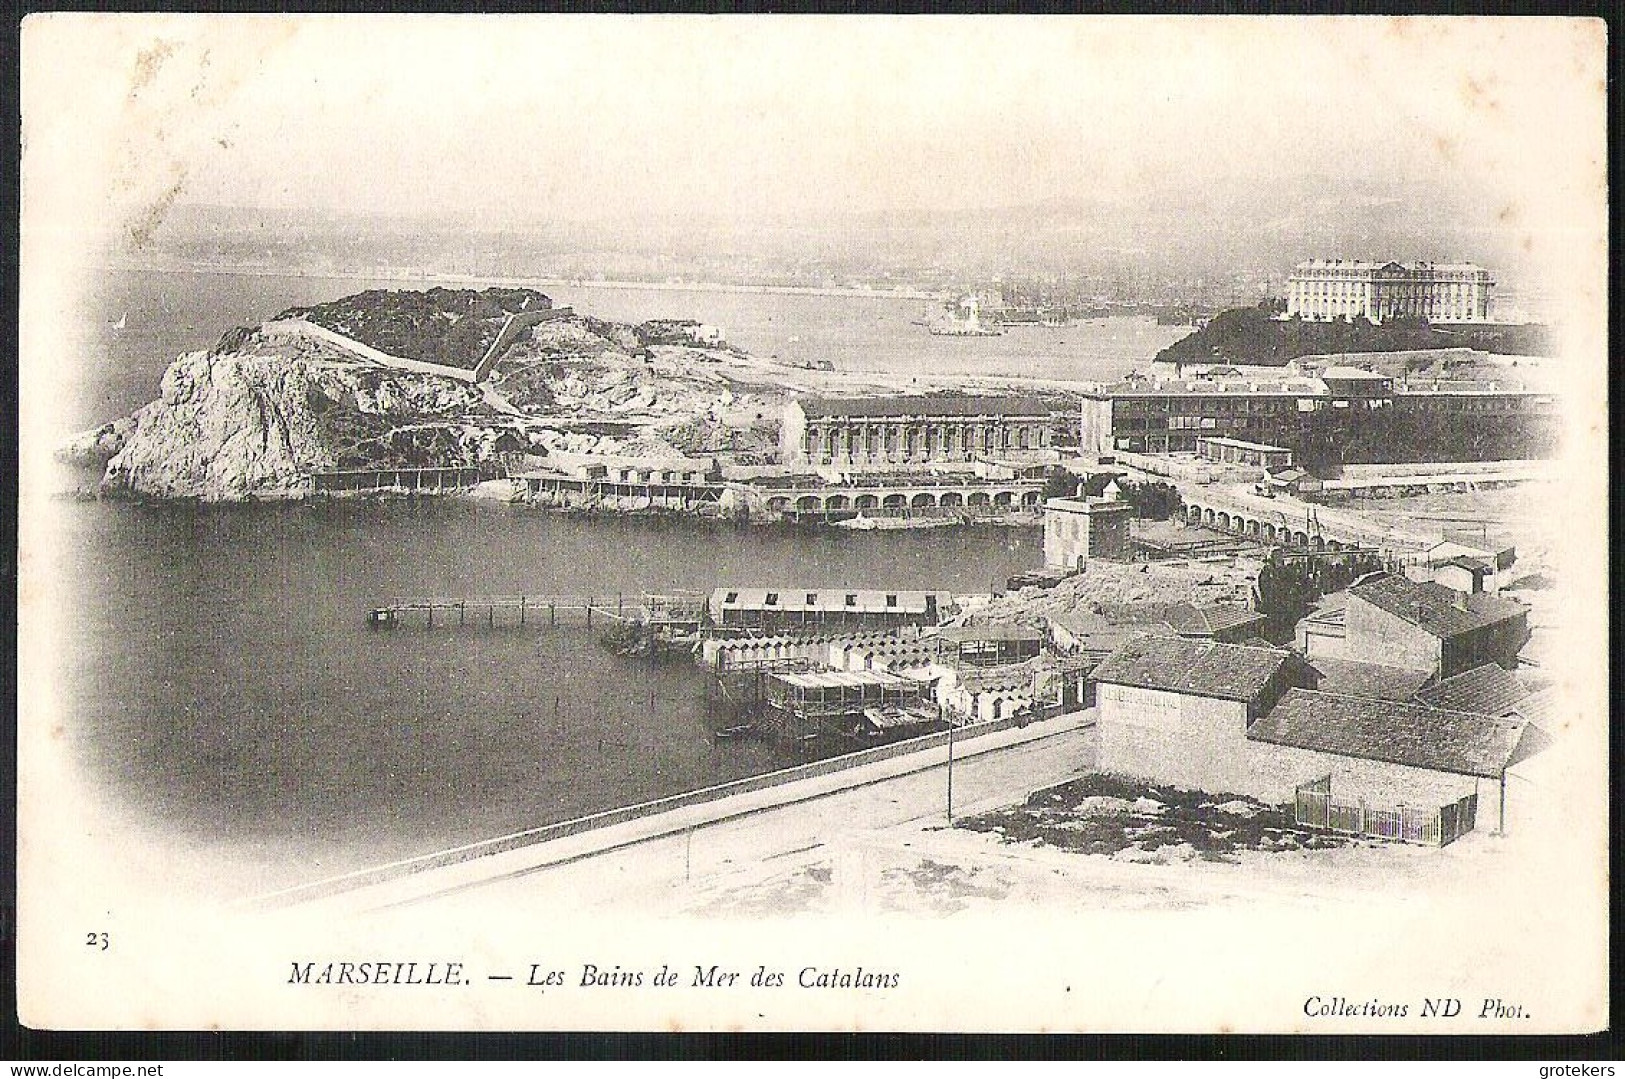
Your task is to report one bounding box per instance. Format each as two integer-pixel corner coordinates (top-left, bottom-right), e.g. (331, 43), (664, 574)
(259, 711), (1047, 906)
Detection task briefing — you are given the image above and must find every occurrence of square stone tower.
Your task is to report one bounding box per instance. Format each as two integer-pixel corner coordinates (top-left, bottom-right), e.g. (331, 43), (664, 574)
(1044, 496), (1134, 571)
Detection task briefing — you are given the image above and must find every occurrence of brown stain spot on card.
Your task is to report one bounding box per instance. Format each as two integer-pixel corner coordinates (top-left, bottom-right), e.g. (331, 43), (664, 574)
(49, 724), (64, 741)
(666, 1017), (683, 1033)
(16, 561), (39, 611)
(189, 49), (212, 102)
(1461, 74), (1501, 114)
(1433, 135), (1457, 164)
(129, 38), (178, 100)
(127, 170), (188, 250)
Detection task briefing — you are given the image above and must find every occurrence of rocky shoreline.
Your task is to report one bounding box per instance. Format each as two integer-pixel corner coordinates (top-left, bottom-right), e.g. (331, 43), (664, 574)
(57, 288), (1062, 521)
(57, 289), (784, 503)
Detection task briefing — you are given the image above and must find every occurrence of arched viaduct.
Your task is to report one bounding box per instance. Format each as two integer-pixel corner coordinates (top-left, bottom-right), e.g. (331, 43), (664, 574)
(758, 481), (1046, 518)
(1180, 497), (1357, 551)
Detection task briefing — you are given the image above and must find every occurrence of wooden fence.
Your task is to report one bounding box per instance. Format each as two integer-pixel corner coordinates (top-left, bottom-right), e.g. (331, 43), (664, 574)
(1293, 775), (1477, 847)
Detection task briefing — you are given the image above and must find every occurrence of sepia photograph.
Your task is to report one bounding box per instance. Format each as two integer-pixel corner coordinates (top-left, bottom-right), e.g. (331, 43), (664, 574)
(14, 13), (1609, 1034)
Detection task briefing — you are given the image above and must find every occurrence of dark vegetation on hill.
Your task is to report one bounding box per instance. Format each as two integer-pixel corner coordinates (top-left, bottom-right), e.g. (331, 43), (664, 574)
(1154, 306), (1556, 366)
(1292, 409), (1559, 472)
(633, 319), (710, 347)
(1253, 549), (1388, 641)
(304, 373), (526, 470)
(279, 287), (553, 370)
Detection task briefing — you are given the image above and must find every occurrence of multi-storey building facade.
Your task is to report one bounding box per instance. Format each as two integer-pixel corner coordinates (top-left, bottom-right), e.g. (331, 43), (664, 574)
(1079, 372), (1556, 458)
(1286, 261), (1494, 323)
(1080, 374), (1328, 455)
(781, 395), (1053, 467)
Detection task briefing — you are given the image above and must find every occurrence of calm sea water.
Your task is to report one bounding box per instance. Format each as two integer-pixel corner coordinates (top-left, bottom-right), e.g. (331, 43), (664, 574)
(48, 268), (1177, 898)
(63, 268), (1193, 436)
(54, 499), (1040, 895)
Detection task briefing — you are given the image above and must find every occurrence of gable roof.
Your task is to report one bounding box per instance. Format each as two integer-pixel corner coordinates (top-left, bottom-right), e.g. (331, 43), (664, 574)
(1047, 613), (1179, 654)
(1308, 657), (1436, 702)
(1348, 574), (1527, 639)
(1093, 602), (1266, 638)
(794, 395), (1051, 419)
(1510, 687), (1560, 725)
(1248, 689), (1526, 778)
(1439, 555), (1493, 574)
(1090, 635), (1294, 704)
(1320, 365), (1389, 380)
(1443, 530), (1516, 557)
(1413, 663), (1531, 716)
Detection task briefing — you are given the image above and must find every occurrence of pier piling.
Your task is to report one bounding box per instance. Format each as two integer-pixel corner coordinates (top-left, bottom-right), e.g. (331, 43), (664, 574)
(362, 591), (707, 640)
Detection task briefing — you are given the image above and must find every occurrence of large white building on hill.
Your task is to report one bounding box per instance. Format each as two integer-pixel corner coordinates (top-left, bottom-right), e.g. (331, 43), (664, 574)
(1286, 260), (1494, 323)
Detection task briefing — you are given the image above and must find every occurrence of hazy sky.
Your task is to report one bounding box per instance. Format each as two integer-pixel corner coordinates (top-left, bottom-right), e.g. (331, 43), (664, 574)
(22, 15), (1606, 256)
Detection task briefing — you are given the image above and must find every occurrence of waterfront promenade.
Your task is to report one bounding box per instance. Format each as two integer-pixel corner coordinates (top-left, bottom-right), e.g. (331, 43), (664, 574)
(273, 711), (1095, 918)
(274, 703), (1525, 922)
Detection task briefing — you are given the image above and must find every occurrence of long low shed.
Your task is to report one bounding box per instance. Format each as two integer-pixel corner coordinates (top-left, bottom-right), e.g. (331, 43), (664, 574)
(709, 587), (952, 627)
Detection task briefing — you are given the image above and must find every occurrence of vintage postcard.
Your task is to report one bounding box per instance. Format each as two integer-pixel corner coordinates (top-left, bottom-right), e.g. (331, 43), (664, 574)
(16, 14), (1608, 1033)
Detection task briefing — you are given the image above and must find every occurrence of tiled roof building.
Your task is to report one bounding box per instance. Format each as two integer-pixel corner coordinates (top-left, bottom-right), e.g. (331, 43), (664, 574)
(1307, 657), (1437, 702)
(1090, 635), (1300, 714)
(1413, 663), (1532, 717)
(1247, 689), (1526, 780)
(1092, 602), (1268, 643)
(1343, 574), (1529, 678)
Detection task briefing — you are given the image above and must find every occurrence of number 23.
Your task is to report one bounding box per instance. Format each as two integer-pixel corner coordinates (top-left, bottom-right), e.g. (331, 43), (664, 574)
(85, 931), (108, 951)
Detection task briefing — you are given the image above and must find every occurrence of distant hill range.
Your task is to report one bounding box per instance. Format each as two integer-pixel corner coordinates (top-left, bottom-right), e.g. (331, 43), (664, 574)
(1153, 307), (1556, 366)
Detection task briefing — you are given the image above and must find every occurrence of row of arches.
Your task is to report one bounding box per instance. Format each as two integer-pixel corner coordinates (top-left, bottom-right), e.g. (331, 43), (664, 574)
(1184, 503), (1354, 551)
(804, 421), (1046, 462)
(766, 489), (1042, 515)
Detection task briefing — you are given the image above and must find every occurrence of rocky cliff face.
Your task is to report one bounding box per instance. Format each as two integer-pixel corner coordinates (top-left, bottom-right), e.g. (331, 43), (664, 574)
(63, 291), (792, 502)
(82, 326), (512, 501)
(72, 331), (673, 501)
(99, 348), (337, 501)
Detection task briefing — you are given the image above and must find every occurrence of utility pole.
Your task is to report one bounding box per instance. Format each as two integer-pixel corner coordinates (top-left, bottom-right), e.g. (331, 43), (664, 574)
(944, 702), (955, 824)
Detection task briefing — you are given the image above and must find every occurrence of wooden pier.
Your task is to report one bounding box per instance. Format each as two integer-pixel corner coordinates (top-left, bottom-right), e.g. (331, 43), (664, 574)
(366, 592), (707, 633)
(312, 465), (502, 495)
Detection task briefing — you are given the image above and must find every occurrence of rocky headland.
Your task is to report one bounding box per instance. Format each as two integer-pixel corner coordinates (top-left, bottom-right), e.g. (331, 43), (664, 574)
(59, 288), (817, 502)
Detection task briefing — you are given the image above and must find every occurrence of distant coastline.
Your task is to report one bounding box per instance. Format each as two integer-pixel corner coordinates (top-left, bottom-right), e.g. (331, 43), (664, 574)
(91, 261), (949, 303)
